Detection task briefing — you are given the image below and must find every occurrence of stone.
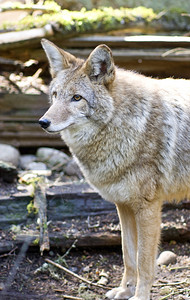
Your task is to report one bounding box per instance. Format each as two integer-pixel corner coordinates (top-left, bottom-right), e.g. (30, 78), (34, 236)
(0, 144), (20, 166)
(0, 160), (18, 183)
(64, 159), (83, 178)
(157, 250), (177, 266)
(36, 147), (70, 168)
(27, 162), (47, 171)
(83, 266), (90, 272)
(19, 155), (36, 169)
(160, 286), (172, 296)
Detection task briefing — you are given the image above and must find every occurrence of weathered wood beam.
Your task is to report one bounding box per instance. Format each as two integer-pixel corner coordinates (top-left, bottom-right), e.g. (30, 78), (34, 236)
(0, 93), (48, 121)
(61, 35), (190, 49)
(0, 25), (54, 50)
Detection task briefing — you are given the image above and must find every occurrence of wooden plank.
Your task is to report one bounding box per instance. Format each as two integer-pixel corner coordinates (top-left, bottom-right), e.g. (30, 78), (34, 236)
(0, 130), (63, 147)
(0, 25), (54, 50)
(66, 48), (190, 61)
(62, 35), (190, 49)
(0, 93), (49, 121)
(0, 93), (58, 146)
(0, 182), (189, 249)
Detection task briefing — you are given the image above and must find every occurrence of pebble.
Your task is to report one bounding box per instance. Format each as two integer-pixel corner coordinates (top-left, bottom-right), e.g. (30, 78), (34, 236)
(27, 162), (47, 171)
(64, 159), (83, 178)
(83, 266), (90, 272)
(36, 147), (70, 168)
(0, 144), (20, 166)
(19, 154), (36, 169)
(157, 250), (177, 266)
(160, 286), (172, 295)
(0, 160), (18, 183)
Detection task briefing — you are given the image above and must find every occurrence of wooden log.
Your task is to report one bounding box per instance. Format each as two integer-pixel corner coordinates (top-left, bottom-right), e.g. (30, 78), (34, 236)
(16, 231), (121, 248)
(1, 216), (190, 254)
(61, 35), (190, 49)
(0, 25), (54, 50)
(0, 182), (189, 253)
(14, 219), (190, 249)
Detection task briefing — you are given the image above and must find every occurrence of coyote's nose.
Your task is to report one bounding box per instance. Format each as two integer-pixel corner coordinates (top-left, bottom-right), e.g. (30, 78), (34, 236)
(39, 118), (51, 129)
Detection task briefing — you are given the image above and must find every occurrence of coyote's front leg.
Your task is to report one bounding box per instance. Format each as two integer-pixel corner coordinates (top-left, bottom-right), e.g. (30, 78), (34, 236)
(106, 201), (162, 300)
(106, 204), (137, 299)
(130, 201), (162, 300)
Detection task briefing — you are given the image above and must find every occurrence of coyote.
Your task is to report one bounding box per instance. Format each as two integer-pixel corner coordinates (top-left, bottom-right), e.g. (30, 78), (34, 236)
(39, 39), (190, 300)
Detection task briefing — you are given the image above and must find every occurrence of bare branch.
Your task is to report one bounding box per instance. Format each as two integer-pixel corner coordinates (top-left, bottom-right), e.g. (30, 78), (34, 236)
(45, 258), (111, 290)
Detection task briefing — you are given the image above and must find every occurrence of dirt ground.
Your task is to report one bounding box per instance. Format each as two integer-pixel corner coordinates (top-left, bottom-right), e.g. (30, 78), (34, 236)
(0, 232), (189, 300)
(0, 177), (190, 300)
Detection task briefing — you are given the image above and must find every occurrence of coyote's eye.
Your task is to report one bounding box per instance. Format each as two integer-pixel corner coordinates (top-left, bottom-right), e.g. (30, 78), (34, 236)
(72, 94), (82, 101)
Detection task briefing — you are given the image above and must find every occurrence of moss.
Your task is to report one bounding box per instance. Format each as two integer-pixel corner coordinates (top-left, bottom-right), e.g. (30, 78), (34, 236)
(32, 237), (40, 245)
(1, 5), (157, 32)
(154, 9), (190, 31)
(27, 200), (38, 215)
(1, 0), (61, 12)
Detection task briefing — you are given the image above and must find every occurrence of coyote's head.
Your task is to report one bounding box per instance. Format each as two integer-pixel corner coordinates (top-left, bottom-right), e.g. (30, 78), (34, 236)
(39, 39), (115, 133)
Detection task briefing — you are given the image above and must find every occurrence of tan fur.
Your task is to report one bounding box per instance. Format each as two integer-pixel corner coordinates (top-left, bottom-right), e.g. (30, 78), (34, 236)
(40, 39), (190, 300)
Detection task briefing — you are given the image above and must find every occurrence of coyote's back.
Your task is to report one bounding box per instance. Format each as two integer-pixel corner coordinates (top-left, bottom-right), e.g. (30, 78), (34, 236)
(39, 39), (190, 300)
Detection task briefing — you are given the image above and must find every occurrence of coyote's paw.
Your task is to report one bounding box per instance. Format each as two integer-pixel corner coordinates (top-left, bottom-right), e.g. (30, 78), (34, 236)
(106, 286), (134, 299)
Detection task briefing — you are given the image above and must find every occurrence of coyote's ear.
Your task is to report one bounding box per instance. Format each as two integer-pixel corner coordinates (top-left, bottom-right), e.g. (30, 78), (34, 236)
(41, 39), (77, 77)
(84, 44), (115, 84)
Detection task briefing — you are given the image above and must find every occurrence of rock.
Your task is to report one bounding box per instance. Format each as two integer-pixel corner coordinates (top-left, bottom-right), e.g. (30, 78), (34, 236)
(97, 276), (108, 285)
(157, 251), (177, 266)
(160, 286), (172, 296)
(97, 270), (109, 285)
(0, 144), (20, 166)
(19, 155), (36, 169)
(36, 147), (70, 168)
(83, 266), (90, 272)
(64, 159), (83, 178)
(0, 160), (18, 183)
(27, 162), (47, 171)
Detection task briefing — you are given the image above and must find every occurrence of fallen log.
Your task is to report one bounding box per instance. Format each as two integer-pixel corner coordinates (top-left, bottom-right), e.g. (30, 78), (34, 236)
(0, 182), (189, 254)
(0, 25), (54, 50)
(1, 218), (189, 253)
(61, 35), (190, 49)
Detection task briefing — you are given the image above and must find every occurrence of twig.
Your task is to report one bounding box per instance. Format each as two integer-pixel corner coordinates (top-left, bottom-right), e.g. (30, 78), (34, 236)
(3, 237), (33, 291)
(153, 279), (187, 287)
(160, 292), (174, 300)
(45, 258), (111, 291)
(62, 239), (78, 259)
(162, 47), (190, 57)
(160, 288), (190, 300)
(62, 295), (82, 300)
(0, 247), (17, 258)
(34, 179), (50, 255)
(32, 68), (43, 80)
(54, 292), (82, 300)
(51, 161), (66, 171)
(169, 265), (190, 271)
(6, 76), (22, 93)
